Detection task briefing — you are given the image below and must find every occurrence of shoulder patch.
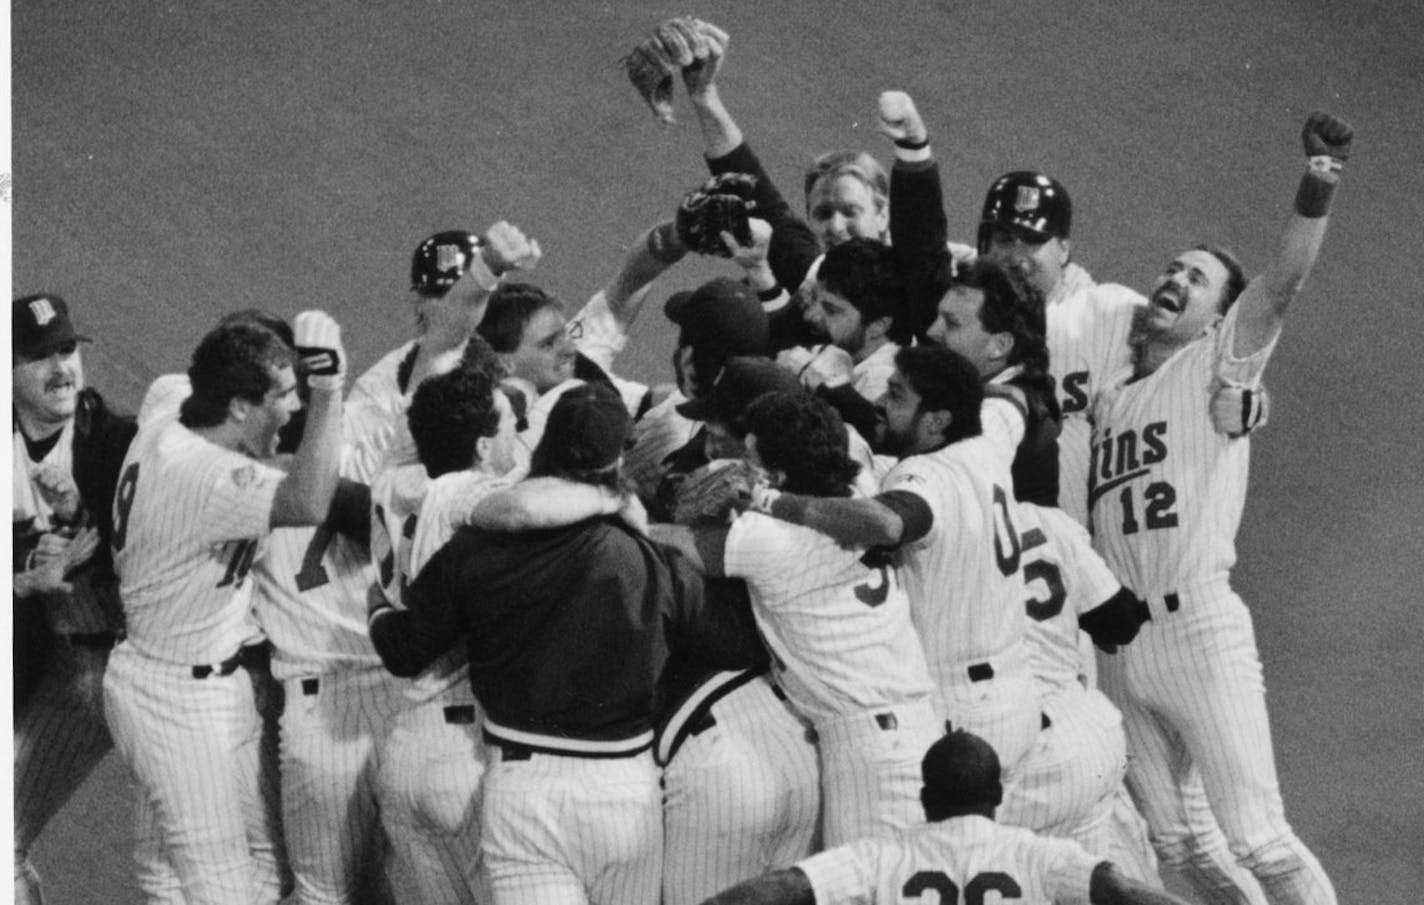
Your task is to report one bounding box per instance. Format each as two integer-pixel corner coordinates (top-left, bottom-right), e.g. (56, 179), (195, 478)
(231, 464), (257, 488)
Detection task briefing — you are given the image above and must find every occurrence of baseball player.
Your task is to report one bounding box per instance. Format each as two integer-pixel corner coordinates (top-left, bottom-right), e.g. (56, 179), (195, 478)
(463, 393), (822, 905)
(1090, 113), (1350, 905)
(738, 346), (1043, 777)
(105, 313), (346, 904)
(372, 382), (760, 905)
(658, 390), (941, 847)
(368, 363), (522, 905)
(875, 90), (1267, 526)
(11, 294), (137, 905)
(695, 730), (1191, 905)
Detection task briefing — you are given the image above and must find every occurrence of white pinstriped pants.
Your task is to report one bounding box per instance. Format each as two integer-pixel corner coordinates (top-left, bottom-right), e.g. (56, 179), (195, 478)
(1100, 589), (1336, 905)
(104, 643), (280, 905)
(279, 667), (407, 905)
(816, 700), (942, 847)
(997, 684), (1126, 850)
(661, 677), (820, 905)
(480, 748), (661, 905)
(377, 687), (488, 905)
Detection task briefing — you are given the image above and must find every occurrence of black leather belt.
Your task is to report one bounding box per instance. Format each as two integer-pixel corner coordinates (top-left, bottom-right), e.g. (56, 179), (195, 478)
(191, 644), (264, 680)
(444, 705), (476, 725)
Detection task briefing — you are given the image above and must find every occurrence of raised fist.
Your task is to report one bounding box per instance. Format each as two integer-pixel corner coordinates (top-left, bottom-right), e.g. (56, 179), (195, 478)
(293, 310), (346, 388)
(876, 90), (927, 145)
(1209, 381), (1270, 438)
(1302, 111), (1352, 163)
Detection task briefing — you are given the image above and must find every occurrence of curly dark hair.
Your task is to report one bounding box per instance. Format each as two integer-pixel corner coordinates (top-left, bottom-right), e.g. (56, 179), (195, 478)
(743, 391), (859, 497)
(817, 237), (910, 344)
(477, 282), (562, 353)
(894, 345), (983, 445)
(180, 322), (295, 428)
(407, 365), (502, 478)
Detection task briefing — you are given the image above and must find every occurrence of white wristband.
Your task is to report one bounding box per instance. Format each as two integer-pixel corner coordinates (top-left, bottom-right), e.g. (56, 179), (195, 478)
(1308, 155), (1343, 176)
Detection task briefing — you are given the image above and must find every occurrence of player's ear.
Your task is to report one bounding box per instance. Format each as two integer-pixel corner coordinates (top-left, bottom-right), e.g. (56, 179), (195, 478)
(228, 397), (253, 423)
(473, 435), (492, 469)
(918, 408), (952, 444)
(987, 330), (1014, 365)
(866, 315), (892, 343)
(1055, 237), (1071, 266)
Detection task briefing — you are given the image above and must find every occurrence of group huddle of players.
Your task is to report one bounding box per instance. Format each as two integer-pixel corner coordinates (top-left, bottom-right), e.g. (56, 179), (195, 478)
(12, 16), (1354, 905)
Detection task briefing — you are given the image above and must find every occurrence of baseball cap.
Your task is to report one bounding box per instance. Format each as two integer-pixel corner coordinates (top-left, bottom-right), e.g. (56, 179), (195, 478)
(676, 356), (802, 424)
(411, 231), (481, 297)
(13, 295), (91, 359)
(531, 382), (632, 475)
(664, 277), (770, 359)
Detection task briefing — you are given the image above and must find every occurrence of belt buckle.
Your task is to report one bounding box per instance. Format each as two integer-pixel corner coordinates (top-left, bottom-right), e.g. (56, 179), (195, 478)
(967, 662), (994, 682)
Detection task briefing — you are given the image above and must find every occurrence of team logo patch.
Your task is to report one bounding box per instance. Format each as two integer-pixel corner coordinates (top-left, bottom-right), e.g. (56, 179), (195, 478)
(435, 243), (464, 274)
(1013, 186), (1041, 213)
(231, 464), (257, 488)
(566, 320), (584, 341)
(28, 298), (57, 325)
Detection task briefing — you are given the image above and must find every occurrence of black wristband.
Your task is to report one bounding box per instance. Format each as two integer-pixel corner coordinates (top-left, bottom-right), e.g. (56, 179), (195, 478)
(893, 136), (930, 150)
(1293, 170), (1336, 218)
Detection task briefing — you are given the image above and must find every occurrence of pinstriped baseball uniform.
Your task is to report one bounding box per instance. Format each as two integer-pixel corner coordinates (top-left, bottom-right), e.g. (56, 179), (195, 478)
(723, 512), (940, 846)
(798, 814), (1104, 905)
(879, 433), (1042, 775)
(659, 670), (821, 905)
(1090, 287), (1334, 905)
(995, 503), (1134, 872)
(105, 415), (286, 904)
(1046, 280), (1144, 527)
(370, 465), (512, 905)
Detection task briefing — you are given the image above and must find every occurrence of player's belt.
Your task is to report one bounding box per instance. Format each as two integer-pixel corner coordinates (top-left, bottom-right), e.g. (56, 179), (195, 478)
(190, 644), (266, 680)
(482, 719), (653, 761)
(1132, 577), (1233, 621)
(655, 668), (761, 766)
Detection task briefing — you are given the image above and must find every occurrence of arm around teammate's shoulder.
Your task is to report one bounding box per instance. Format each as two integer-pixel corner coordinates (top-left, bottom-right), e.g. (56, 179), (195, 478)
(762, 490), (925, 550)
(1089, 863), (1193, 905)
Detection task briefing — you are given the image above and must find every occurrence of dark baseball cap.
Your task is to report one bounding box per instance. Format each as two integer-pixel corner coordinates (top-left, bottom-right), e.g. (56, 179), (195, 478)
(411, 231), (481, 297)
(531, 381), (632, 475)
(664, 277), (769, 359)
(13, 294), (91, 359)
(676, 356), (802, 424)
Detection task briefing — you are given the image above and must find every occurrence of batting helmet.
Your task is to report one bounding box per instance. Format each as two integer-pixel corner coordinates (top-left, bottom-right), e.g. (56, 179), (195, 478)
(977, 172), (1072, 254)
(411, 231), (481, 297)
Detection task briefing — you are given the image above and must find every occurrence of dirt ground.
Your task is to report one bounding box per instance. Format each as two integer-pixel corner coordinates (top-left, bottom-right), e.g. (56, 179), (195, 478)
(10, 0), (1424, 901)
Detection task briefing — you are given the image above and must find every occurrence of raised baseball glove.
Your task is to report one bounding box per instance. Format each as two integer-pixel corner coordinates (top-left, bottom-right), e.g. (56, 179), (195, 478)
(621, 17), (725, 124)
(676, 172), (757, 257)
(672, 458), (766, 525)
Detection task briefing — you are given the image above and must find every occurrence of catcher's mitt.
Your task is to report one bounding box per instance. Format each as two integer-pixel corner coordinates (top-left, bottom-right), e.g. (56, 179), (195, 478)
(621, 17), (726, 124)
(672, 459), (766, 525)
(676, 173), (757, 257)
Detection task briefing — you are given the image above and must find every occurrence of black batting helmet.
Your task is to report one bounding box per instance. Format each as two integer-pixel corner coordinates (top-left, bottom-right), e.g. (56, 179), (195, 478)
(977, 172), (1072, 254)
(411, 231), (481, 298)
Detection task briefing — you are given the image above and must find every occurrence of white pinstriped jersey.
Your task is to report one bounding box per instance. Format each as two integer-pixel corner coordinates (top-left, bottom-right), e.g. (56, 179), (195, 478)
(798, 814), (1101, 905)
(111, 418), (279, 664)
(1089, 288), (1278, 599)
(371, 465), (512, 703)
(1047, 280), (1145, 527)
(1016, 504), (1123, 696)
(880, 430), (1028, 674)
(722, 512), (935, 725)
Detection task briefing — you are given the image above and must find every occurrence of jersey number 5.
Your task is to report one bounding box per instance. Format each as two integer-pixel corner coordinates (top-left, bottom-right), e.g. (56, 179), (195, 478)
(903, 870), (1023, 905)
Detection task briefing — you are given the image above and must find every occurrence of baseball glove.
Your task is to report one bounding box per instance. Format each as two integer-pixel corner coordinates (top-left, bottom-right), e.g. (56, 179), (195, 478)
(621, 17), (725, 124)
(676, 172), (757, 257)
(672, 459), (766, 525)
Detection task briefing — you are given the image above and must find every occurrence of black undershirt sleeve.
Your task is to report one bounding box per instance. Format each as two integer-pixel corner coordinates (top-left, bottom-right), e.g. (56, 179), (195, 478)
(875, 489), (935, 546)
